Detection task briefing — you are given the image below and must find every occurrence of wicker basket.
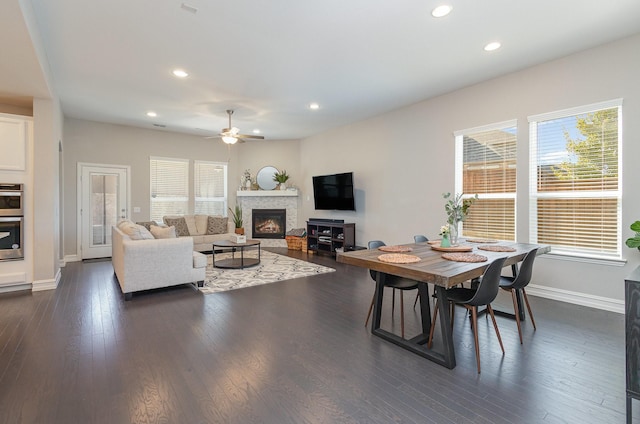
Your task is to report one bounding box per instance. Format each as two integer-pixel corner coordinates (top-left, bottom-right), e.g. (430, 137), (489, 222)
(286, 235), (304, 250)
(301, 237), (308, 253)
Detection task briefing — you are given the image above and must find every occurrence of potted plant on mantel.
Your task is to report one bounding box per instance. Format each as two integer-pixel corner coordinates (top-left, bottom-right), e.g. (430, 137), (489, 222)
(229, 205), (244, 235)
(626, 221), (640, 251)
(273, 170), (290, 190)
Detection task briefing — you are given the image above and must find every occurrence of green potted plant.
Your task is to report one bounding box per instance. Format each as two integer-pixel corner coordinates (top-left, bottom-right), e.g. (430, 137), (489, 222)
(626, 221), (640, 251)
(273, 170), (290, 190)
(229, 205), (244, 235)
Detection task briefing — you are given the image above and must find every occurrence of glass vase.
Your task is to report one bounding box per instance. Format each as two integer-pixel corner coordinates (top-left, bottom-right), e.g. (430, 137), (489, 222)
(450, 220), (459, 245)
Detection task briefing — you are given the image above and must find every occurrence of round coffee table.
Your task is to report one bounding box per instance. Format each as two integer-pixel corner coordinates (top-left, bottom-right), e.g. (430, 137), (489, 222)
(212, 239), (261, 269)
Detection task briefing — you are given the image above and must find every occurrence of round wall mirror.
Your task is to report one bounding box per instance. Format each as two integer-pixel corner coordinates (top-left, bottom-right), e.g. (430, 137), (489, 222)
(256, 166), (279, 190)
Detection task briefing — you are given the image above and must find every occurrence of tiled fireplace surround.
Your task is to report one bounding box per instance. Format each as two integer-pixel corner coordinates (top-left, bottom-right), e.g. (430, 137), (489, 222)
(236, 191), (299, 247)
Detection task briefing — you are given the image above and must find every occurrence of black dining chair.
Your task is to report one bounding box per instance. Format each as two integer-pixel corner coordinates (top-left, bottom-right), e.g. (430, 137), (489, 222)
(499, 248), (539, 344)
(428, 256), (508, 373)
(365, 240), (419, 338)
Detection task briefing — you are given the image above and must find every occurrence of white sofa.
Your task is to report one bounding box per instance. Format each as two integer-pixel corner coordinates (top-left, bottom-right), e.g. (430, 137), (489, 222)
(162, 214), (237, 252)
(112, 224), (207, 300)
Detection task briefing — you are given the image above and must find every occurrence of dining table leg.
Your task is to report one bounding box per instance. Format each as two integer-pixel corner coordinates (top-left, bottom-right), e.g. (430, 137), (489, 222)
(370, 272), (457, 369)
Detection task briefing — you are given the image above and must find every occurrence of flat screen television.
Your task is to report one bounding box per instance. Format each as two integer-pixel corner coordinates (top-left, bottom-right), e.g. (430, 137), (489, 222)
(312, 172), (356, 211)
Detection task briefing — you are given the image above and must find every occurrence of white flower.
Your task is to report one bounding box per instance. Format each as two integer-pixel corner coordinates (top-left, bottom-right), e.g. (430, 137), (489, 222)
(439, 224), (450, 236)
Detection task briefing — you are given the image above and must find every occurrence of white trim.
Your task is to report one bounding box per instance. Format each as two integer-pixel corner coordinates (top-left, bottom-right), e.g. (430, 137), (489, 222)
(542, 251), (626, 266)
(0, 271), (27, 287)
(453, 119), (517, 137)
(0, 284), (31, 294)
(64, 254), (81, 263)
(527, 283), (624, 314)
(527, 98), (623, 122)
(236, 190), (299, 197)
(32, 268), (61, 291)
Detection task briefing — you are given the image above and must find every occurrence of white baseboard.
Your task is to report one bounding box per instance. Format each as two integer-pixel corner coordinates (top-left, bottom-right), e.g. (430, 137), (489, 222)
(64, 254), (81, 263)
(0, 284), (31, 294)
(32, 268), (61, 292)
(527, 284), (624, 314)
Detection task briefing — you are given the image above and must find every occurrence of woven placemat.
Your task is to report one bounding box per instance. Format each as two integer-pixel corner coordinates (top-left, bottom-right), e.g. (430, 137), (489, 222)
(477, 245), (516, 252)
(465, 238), (498, 243)
(378, 253), (421, 264)
(441, 252), (488, 263)
(378, 245), (413, 253)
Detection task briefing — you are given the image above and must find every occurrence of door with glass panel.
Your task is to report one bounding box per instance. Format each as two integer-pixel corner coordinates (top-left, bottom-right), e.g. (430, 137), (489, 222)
(80, 164), (129, 259)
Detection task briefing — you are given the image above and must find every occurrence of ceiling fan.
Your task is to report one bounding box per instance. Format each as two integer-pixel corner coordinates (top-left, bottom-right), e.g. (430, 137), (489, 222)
(207, 109), (264, 144)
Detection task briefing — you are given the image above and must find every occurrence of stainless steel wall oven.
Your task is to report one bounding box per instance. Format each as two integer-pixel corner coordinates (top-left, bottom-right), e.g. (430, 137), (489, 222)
(0, 184), (24, 261)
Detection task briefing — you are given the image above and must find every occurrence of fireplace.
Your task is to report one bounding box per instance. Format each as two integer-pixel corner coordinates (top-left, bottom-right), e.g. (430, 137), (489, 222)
(252, 209), (286, 239)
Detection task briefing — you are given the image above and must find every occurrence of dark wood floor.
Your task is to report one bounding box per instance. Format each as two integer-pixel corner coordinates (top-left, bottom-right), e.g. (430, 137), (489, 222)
(0, 248), (635, 423)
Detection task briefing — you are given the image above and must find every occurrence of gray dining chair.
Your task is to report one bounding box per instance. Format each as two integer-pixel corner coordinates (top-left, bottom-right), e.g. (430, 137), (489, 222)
(428, 256), (508, 373)
(365, 240), (419, 338)
(413, 235), (429, 307)
(499, 248), (539, 344)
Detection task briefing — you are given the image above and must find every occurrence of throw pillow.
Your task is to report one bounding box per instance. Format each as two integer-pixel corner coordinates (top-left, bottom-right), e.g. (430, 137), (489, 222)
(183, 215), (197, 236)
(120, 222), (154, 240)
(194, 214), (209, 235)
(163, 217), (189, 237)
(207, 216), (228, 235)
(136, 221), (156, 231)
(150, 225), (176, 239)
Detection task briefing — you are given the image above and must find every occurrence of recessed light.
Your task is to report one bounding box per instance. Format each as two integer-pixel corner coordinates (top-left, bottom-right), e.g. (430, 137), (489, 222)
(172, 69), (189, 78)
(146, 111), (157, 117)
(252, 129), (261, 134)
(309, 103), (320, 110)
(484, 41), (501, 52)
(431, 5), (452, 18)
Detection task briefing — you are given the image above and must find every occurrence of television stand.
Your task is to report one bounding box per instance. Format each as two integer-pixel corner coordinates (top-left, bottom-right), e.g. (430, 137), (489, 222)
(306, 220), (355, 257)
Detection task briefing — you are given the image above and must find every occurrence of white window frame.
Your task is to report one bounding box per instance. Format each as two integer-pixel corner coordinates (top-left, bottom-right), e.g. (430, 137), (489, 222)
(528, 99), (623, 261)
(454, 119), (518, 241)
(150, 156), (190, 223)
(194, 160), (228, 216)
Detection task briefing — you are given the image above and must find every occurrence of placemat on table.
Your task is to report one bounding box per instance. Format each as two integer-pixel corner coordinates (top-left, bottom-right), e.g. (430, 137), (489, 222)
(441, 252), (488, 263)
(430, 244), (473, 252)
(477, 245), (516, 252)
(378, 253), (421, 264)
(465, 238), (499, 243)
(378, 245), (413, 253)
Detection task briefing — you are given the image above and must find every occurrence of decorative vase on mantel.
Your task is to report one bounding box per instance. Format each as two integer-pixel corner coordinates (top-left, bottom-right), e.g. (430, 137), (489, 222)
(279, 183), (287, 190)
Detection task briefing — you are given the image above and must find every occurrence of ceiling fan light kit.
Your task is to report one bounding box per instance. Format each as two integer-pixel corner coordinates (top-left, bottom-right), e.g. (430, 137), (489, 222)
(210, 109), (265, 144)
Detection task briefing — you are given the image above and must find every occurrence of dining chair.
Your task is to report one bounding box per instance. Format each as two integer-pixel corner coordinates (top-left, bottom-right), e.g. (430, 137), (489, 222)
(365, 240), (419, 338)
(428, 256), (508, 373)
(499, 248), (539, 344)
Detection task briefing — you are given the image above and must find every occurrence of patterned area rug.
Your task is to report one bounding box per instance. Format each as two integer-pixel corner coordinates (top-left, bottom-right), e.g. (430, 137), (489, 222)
(200, 251), (335, 294)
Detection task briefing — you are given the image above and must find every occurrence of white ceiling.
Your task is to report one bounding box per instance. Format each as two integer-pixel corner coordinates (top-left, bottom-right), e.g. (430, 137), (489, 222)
(4, 0), (640, 140)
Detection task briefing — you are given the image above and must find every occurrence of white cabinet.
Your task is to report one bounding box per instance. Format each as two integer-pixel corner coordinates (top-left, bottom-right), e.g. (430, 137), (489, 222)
(0, 114), (28, 171)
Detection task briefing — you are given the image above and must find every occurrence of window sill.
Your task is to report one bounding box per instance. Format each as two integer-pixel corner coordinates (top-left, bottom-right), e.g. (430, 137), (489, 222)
(541, 251), (626, 267)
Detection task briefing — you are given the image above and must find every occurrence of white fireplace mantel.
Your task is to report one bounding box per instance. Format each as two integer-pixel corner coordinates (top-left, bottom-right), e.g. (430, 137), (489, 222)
(237, 190), (298, 197)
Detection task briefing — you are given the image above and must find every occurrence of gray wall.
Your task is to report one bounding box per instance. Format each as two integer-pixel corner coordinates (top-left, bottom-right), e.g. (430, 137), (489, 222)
(299, 33), (640, 306)
(62, 119), (302, 257)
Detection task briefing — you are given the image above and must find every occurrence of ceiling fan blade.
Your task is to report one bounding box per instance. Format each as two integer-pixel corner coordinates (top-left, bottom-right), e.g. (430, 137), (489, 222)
(237, 134), (265, 140)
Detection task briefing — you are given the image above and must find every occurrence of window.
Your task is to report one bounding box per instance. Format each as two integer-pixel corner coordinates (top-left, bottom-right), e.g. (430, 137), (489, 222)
(194, 161), (227, 215)
(529, 99), (622, 259)
(150, 157), (189, 222)
(455, 120), (517, 241)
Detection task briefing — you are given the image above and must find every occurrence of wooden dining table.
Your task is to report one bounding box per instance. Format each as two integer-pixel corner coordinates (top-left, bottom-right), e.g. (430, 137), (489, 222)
(337, 240), (550, 369)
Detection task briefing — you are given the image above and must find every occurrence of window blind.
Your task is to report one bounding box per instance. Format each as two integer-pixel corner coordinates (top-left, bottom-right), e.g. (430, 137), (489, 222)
(150, 157), (189, 223)
(529, 100), (622, 259)
(194, 161), (227, 216)
(456, 122), (517, 241)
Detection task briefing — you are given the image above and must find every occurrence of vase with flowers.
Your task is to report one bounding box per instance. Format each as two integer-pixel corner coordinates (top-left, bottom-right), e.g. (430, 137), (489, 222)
(439, 224), (451, 248)
(443, 192), (478, 245)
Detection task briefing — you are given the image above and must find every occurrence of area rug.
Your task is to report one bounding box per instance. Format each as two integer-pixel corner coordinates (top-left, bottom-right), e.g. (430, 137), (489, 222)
(200, 251), (335, 294)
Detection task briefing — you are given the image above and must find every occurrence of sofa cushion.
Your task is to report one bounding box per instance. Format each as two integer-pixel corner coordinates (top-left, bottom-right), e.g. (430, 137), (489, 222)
(183, 215), (197, 235)
(207, 216), (228, 235)
(150, 225), (177, 239)
(119, 221), (154, 240)
(135, 221), (156, 231)
(163, 217), (190, 237)
(194, 215), (209, 235)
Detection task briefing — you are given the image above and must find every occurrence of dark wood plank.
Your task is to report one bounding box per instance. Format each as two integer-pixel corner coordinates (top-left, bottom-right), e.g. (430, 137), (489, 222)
(0, 248), (635, 423)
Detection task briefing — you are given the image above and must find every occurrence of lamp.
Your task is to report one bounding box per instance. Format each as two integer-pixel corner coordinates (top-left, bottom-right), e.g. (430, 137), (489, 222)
(222, 135), (238, 144)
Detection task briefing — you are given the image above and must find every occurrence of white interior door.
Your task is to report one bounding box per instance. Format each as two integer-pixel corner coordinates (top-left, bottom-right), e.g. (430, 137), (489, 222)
(80, 164), (129, 259)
